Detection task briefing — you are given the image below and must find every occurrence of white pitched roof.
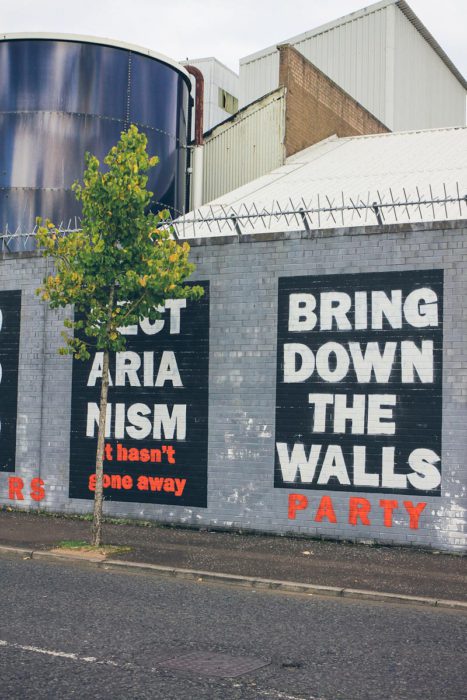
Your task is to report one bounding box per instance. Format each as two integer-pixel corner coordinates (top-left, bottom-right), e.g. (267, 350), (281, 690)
(178, 127), (467, 237)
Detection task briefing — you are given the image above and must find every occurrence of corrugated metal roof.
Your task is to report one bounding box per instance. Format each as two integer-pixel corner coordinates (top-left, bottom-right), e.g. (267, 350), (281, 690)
(177, 126), (467, 237)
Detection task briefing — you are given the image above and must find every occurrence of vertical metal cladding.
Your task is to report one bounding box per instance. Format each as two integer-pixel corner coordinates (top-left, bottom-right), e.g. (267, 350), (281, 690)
(0, 37), (191, 234)
(202, 88), (286, 204)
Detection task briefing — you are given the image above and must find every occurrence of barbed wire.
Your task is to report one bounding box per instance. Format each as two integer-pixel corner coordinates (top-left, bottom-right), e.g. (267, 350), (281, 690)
(1, 183), (466, 251)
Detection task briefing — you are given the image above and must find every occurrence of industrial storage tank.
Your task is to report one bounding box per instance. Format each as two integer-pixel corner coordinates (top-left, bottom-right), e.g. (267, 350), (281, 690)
(0, 33), (192, 237)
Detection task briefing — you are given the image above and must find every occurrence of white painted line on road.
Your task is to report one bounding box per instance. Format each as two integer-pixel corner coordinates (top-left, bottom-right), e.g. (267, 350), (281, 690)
(0, 639), (120, 667)
(256, 690), (323, 700)
(0, 638), (328, 697)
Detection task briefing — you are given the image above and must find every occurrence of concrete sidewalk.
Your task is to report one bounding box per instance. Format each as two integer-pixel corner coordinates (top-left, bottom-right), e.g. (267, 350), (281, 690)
(0, 509), (465, 604)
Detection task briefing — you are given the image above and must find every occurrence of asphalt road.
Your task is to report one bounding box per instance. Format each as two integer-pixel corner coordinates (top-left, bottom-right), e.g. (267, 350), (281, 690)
(0, 553), (465, 700)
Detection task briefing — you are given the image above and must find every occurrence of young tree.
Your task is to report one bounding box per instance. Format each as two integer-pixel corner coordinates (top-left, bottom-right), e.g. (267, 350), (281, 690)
(36, 125), (203, 546)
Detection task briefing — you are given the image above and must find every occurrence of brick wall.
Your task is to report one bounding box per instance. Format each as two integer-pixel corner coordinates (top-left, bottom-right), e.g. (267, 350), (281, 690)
(279, 44), (390, 157)
(0, 220), (466, 552)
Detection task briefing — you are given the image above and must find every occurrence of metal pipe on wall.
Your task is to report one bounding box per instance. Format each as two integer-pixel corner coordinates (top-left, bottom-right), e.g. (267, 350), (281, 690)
(185, 65), (205, 210)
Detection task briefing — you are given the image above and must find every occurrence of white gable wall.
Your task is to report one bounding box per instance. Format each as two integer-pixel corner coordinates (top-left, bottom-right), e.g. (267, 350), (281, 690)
(392, 7), (466, 130)
(238, 1), (466, 131)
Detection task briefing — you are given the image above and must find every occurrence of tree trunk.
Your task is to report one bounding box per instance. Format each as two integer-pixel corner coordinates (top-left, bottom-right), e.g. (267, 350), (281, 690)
(91, 287), (115, 547)
(91, 348), (110, 546)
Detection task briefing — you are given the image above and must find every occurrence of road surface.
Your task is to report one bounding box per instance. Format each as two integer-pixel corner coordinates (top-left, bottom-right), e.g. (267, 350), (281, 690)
(0, 553), (465, 699)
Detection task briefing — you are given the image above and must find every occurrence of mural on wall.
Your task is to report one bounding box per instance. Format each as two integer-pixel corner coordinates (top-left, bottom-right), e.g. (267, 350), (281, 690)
(0, 290), (21, 472)
(69, 284), (209, 507)
(275, 271), (443, 500)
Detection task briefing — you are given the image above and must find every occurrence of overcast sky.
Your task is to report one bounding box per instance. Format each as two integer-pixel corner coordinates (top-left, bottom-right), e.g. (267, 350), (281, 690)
(2, 0), (466, 77)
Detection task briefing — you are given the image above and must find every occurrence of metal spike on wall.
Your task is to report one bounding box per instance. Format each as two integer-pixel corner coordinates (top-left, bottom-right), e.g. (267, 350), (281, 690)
(0, 220), (83, 253)
(1, 183), (466, 251)
(166, 182), (467, 239)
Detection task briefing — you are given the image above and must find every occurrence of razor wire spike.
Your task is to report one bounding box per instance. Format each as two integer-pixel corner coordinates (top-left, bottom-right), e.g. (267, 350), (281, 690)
(442, 183), (449, 218)
(415, 186), (423, 220)
(389, 187), (399, 222)
(429, 184), (436, 218)
(325, 195), (336, 223)
(402, 187), (410, 220)
(349, 197), (362, 220)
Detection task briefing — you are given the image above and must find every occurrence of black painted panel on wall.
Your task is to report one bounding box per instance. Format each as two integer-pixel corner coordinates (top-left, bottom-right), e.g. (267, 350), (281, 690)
(0, 290), (21, 472)
(275, 271), (443, 496)
(69, 284), (209, 506)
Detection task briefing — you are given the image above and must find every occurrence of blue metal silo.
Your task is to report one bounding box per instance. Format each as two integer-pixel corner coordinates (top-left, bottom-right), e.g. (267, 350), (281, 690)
(0, 34), (191, 237)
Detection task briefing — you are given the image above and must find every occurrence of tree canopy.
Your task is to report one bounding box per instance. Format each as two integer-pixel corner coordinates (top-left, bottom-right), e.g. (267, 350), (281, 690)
(36, 124), (203, 358)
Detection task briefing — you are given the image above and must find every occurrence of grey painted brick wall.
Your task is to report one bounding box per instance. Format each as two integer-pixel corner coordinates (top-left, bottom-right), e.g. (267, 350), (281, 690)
(0, 220), (466, 552)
